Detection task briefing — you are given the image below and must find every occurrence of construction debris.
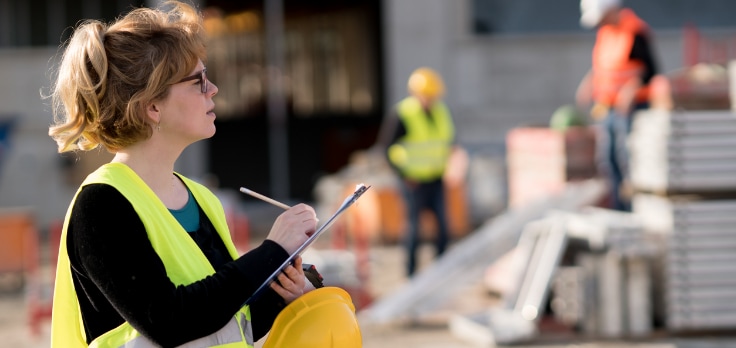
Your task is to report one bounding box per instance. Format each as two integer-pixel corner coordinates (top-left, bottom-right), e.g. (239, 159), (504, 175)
(448, 207), (660, 346)
(358, 179), (605, 326)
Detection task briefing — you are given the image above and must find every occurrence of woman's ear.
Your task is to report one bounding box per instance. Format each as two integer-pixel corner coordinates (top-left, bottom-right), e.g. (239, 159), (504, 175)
(146, 102), (161, 124)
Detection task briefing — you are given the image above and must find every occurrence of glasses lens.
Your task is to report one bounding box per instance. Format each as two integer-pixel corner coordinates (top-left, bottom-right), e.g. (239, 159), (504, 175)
(201, 70), (207, 94)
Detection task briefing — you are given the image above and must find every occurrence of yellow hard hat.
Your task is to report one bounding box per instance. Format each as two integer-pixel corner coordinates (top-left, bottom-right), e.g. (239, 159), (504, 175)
(262, 287), (363, 348)
(407, 67), (445, 99)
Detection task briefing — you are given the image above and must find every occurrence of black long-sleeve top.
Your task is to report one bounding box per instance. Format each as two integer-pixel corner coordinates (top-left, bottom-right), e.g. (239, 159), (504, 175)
(631, 33), (658, 84)
(67, 184), (289, 347)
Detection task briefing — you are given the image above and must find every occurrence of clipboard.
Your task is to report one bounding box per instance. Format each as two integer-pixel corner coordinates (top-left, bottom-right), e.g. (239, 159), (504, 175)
(243, 183), (371, 305)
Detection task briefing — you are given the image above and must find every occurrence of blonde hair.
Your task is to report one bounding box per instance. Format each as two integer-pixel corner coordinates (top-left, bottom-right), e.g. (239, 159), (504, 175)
(48, 1), (207, 153)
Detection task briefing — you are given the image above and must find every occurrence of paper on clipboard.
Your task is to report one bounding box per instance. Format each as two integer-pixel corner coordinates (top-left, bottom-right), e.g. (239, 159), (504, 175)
(243, 183), (371, 305)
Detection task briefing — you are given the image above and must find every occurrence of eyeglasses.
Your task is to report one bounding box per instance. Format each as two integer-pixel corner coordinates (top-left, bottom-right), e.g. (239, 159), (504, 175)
(178, 68), (208, 94)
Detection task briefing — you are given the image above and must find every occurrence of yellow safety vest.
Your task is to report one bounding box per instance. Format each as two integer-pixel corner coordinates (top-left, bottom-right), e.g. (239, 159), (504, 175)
(388, 96), (455, 182)
(51, 162), (254, 348)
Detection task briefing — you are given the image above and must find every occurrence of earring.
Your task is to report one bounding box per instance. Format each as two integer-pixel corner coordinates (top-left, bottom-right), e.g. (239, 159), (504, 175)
(157, 122), (161, 131)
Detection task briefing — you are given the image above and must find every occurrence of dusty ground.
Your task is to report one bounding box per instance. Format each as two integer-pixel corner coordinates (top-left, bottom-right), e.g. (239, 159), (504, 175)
(0, 292), (49, 348)
(0, 244), (482, 347)
(2, 217), (736, 347)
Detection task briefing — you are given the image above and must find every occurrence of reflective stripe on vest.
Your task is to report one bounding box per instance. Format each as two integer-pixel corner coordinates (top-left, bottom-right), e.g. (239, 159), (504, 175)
(390, 96), (454, 182)
(51, 162), (254, 348)
(591, 8), (651, 106)
(89, 311), (252, 348)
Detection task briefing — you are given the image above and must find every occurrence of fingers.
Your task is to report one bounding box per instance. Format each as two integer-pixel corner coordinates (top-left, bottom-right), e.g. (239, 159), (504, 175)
(279, 204), (318, 234)
(283, 259), (305, 288)
(267, 204), (318, 253)
(290, 204), (318, 233)
(270, 259), (306, 304)
(270, 280), (299, 303)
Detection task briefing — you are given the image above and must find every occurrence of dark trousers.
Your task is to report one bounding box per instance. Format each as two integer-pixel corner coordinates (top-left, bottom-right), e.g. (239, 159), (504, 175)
(400, 178), (450, 276)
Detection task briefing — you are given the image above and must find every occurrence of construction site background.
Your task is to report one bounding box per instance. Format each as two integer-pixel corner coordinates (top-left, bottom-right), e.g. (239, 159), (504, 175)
(4, 1), (736, 347)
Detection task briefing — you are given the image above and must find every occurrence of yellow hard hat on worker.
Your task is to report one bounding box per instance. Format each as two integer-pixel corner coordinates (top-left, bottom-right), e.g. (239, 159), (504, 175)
(262, 286), (363, 347)
(407, 67), (445, 100)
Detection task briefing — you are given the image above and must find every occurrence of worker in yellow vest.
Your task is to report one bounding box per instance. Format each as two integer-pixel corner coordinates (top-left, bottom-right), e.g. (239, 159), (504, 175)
(576, 0), (659, 211)
(47, 1), (361, 347)
(385, 67), (456, 277)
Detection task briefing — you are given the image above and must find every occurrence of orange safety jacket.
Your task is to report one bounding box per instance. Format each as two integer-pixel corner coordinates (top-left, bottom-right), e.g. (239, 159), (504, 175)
(591, 8), (651, 106)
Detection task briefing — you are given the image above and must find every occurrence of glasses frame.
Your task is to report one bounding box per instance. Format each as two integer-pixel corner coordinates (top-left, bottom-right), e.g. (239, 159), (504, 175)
(178, 68), (207, 94)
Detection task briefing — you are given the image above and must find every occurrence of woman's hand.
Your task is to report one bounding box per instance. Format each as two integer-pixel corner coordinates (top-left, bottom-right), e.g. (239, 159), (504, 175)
(270, 256), (307, 304)
(266, 203), (318, 254)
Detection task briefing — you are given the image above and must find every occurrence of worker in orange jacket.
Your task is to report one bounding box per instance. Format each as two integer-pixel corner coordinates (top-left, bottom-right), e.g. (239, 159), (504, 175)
(576, 0), (658, 211)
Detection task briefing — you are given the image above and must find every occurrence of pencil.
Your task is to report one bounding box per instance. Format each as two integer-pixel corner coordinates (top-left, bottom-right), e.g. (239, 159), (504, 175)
(239, 187), (291, 210)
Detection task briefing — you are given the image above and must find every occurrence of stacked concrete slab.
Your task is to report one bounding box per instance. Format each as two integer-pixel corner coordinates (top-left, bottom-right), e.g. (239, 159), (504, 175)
(629, 110), (736, 193)
(634, 195), (736, 331)
(630, 109), (736, 332)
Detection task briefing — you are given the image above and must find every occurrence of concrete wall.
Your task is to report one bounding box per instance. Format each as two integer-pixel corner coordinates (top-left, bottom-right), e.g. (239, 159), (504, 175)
(382, 0), (709, 151)
(0, 48), (72, 229)
(0, 48), (207, 229)
(1, 0), (734, 229)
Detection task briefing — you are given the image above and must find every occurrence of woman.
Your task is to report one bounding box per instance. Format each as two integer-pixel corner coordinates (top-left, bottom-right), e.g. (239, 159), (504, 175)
(48, 1), (317, 347)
